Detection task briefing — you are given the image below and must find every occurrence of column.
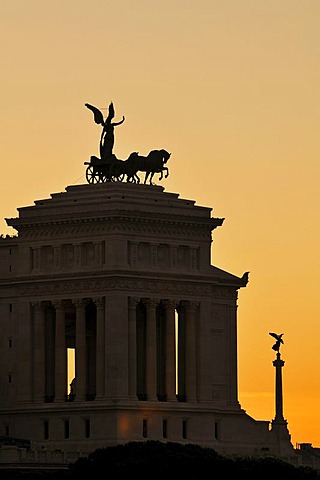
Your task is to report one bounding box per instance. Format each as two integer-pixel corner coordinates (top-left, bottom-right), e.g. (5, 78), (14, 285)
(164, 300), (177, 401)
(144, 298), (158, 401)
(94, 297), (105, 399)
(198, 300), (212, 401)
(105, 294), (129, 398)
(273, 352), (285, 423)
(53, 301), (67, 402)
(128, 297), (139, 399)
(74, 299), (87, 401)
(227, 303), (239, 406)
(185, 301), (198, 402)
(17, 302), (32, 403)
(32, 302), (46, 403)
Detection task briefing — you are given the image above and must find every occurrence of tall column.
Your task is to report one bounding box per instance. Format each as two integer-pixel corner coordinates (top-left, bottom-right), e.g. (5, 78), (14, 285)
(185, 301), (198, 402)
(227, 302), (240, 406)
(273, 352), (285, 422)
(164, 300), (177, 402)
(128, 297), (139, 399)
(32, 302), (46, 403)
(53, 301), (67, 402)
(17, 302), (32, 403)
(94, 297), (105, 399)
(74, 299), (87, 402)
(144, 298), (158, 401)
(198, 300), (212, 401)
(105, 294), (129, 398)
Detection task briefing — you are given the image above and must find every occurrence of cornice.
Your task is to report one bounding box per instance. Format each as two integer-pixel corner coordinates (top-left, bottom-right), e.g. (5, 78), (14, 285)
(7, 210), (224, 239)
(11, 220), (219, 241)
(16, 276), (238, 300)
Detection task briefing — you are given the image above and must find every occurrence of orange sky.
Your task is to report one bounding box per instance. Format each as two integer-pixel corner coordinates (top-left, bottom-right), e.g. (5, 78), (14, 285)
(1, 1), (319, 447)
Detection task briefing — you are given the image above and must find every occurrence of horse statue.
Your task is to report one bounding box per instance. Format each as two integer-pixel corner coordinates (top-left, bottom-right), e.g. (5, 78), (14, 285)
(124, 149), (171, 185)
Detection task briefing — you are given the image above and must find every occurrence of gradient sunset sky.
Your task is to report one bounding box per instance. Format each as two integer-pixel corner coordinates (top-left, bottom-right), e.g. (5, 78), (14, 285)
(1, 1), (319, 447)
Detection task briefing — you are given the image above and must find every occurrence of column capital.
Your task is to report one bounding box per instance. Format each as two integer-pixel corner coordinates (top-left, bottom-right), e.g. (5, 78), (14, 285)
(52, 300), (65, 311)
(72, 298), (89, 309)
(187, 301), (200, 314)
(128, 297), (140, 309)
(31, 301), (45, 312)
(93, 297), (105, 309)
(142, 298), (160, 310)
(163, 299), (178, 311)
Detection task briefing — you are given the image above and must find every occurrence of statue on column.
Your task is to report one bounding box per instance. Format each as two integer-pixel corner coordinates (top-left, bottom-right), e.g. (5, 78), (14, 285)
(269, 332), (284, 352)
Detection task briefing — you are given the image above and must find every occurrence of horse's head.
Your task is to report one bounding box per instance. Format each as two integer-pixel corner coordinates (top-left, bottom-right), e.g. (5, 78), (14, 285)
(161, 150), (171, 163)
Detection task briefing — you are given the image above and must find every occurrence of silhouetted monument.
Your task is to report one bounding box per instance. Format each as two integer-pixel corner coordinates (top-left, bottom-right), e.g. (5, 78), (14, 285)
(269, 332), (284, 352)
(84, 101), (170, 185)
(0, 101), (297, 469)
(85, 101), (125, 161)
(269, 332), (292, 452)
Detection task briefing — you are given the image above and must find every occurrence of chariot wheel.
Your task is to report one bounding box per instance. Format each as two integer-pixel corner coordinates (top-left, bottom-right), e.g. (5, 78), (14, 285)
(86, 165), (105, 184)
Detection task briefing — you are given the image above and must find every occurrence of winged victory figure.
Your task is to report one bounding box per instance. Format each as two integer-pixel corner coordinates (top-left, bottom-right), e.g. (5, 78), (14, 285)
(269, 332), (284, 352)
(85, 101), (125, 161)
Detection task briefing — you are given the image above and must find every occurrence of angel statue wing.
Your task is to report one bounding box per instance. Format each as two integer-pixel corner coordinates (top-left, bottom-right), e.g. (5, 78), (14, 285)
(85, 103), (104, 125)
(105, 101), (115, 123)
(269, 332), (284, 343)
(269, 332), (284, 352)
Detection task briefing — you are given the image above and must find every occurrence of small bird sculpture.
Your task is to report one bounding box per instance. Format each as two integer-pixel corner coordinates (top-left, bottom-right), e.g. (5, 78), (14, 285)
(269, 332), (284, 352)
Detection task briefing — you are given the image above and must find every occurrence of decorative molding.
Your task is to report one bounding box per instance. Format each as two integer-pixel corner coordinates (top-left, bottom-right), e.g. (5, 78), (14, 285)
(16, 219), (214, 241)
(18, 279), (237, 300)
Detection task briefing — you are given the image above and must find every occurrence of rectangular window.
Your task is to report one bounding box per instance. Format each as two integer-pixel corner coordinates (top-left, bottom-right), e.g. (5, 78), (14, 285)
(182, 420), (187, 439)
(9, 304), (12, 313)
(85, 419), (90, 439)
(64, 420), (70, 439)
(143, 419), (148, 438)
(44, 421), (49, 440)
(8, 374), (12, 384)
(162, 419), (167, 439)
(8, 338), (12, 348)
(214, 422), (219, 440)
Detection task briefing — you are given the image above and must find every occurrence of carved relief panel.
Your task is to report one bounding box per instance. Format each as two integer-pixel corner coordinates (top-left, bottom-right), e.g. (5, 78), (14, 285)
(31, 242), (105, 272)
(128, 241), (199, 272)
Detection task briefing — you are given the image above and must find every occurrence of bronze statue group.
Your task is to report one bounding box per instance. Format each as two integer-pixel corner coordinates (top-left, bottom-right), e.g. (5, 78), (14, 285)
(84, 102), (170, 185)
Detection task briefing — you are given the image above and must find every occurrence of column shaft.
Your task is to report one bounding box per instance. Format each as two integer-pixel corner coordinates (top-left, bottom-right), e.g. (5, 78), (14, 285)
(74, 299), (87, 401)
(128, 297), (138, 399)
(145, 299), (158, 401)
(185, 302), (198, 401)
(165, 300), (177, 401)
(54, 302), (67, 402)
(32, 302), (46, 403)
(94, 297), (105, 399)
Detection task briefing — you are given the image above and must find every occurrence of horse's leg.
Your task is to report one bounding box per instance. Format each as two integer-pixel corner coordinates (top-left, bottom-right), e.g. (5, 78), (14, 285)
(144, 172), (149, 184)
(165, 167), (169, 178)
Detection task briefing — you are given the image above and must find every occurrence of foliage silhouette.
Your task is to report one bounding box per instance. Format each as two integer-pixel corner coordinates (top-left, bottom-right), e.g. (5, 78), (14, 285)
(68, 441), (320, 480)
(1, 441), (320, 479)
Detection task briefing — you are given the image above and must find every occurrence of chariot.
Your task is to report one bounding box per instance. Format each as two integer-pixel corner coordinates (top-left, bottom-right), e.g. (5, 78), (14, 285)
(84, 155), (125, 184)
